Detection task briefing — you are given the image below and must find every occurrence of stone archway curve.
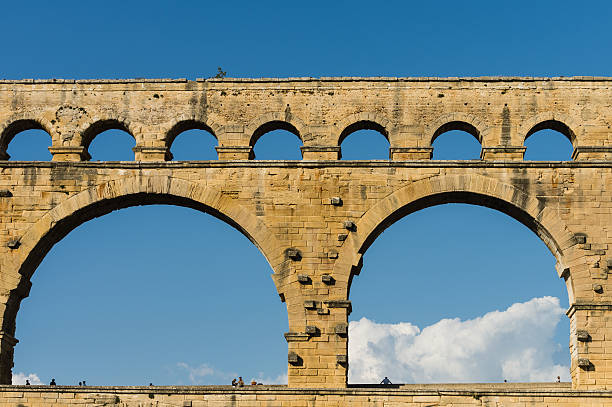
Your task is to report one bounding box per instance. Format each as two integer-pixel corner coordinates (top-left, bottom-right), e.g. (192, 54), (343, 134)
(13, 175), (285, 283)
(0, 174), (288, 384)
(332, 173), (579, 301)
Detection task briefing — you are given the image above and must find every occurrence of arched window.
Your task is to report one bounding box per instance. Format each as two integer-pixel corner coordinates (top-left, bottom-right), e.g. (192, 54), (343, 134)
(340, 121), (389, 160)
(167, 121), (218, 161)
(252, 121), (302, 160)
(1, 120), (52, 161)
(524, 121), (574, 161)
(14, 204), (288, 385)
(432, 122), (481, 160)
(84, 120), (135, 161)
(348, 202), (569, 384)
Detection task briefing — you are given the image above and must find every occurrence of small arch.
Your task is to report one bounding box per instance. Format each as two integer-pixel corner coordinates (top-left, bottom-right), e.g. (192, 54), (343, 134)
(0, 119), (52, 159)
(81, 119), (134, 151)
(81, 119), (135, 161)
(166, 120), (218, 161)
(525, 120), (576, 145)
(251, 121), (303, 160)
(431, 122), (482, 160)
(339, 120), (389, 145)
(165, 120), (217, 148)
(520, 112), (579, 147)
(524, 123), (574, 161)
(250, 120), (302, 147)
(431, 121), (481, 145)
(340, 121), (390, 160)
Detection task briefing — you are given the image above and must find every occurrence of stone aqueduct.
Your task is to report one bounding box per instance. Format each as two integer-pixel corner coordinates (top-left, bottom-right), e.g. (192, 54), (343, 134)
(1, 76), (612, 404)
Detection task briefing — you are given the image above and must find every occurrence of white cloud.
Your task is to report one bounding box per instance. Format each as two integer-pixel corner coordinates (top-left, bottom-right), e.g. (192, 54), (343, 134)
(176, 362), (236, 384)
(12, 372), (42, 385)
(349, 296), (570, 384)
(251, 371), (288, 385)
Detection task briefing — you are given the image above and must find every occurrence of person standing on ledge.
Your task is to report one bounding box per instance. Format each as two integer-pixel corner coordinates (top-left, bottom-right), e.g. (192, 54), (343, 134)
(50, 378), (56, 386)
(380, 377), (392, 385)
(25, 379), (30, 385)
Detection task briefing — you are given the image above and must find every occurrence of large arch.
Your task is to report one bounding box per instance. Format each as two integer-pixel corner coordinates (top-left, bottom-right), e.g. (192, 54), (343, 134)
(0, 175), (286, 382)
(332, 174), (578, 303)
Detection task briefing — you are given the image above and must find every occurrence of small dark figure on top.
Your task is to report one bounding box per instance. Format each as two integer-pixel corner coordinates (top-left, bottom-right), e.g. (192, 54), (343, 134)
(78, 382), (82, 386)
(149, 383), (153, 386)
(556, 376), (561, 383)
(50, 378), (56, 386)
(380, 377), (392, 385)
(238, 377), (244, 387)
(231, 378), (237, 387)
(25, 379), (30, 385)
(82, 380), (86, 386)
(250, 380), (257, 385)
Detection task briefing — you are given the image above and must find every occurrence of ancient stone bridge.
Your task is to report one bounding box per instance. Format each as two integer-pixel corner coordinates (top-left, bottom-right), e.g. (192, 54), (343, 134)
(1, 77), (612, 405)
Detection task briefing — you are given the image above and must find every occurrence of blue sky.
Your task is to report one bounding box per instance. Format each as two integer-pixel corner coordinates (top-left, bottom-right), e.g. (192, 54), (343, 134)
(3, 0), (609, 386)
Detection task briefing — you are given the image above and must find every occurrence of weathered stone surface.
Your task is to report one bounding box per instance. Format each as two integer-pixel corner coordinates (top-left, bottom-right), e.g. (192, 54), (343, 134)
(0, 77), (611, 396)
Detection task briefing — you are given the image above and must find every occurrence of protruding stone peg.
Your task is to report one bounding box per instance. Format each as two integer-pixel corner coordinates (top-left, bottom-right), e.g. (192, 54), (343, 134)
(330, 197), (342, 206)
(574, 234), (587, 244)
(288, 352), (301, 365)
(607, 259), (612, 269)
(593, 284), (604, 294)
(297, 274), (311, 284)
(304, 300), (317, 309)
(338, 234), (348, 241)
(336, 354), (348, 365)
(335, 323), (348, 336)
(577, 330), (591, 342)
(322, 274), (335, 285)
(7, 240), (20, 249)
(0, 190), (12, 198)
(305, 325), (318, 335)
(343, 220), (356, 231)
(317, 308), (330, 315)
(286, 248), (301, 260)
(577, 358), (591, 368)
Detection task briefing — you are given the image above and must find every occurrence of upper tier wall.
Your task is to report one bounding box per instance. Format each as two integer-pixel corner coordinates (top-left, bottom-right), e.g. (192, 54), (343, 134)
(0, 77), (611, 161)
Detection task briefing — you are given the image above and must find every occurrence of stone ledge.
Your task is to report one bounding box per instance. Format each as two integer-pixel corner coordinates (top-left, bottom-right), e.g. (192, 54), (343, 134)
(6, 382), (612, 397)
(1, 76), (612, 85)
(2, 160), (612, 170)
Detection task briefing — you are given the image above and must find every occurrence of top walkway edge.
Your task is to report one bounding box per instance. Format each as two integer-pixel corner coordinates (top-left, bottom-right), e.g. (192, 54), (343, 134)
(1, 76), (612, 84)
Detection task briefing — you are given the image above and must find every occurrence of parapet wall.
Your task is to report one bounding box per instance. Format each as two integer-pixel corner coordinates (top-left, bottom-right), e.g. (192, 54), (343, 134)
(1, 383), (611, 406)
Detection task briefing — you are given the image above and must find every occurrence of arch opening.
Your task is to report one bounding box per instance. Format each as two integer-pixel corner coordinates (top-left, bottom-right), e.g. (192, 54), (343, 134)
(251, 121), (302, 160)
(524, 121), (575, 161)
(340, 121), (389, 160)
(87, 128), (135, 161)
(10, 193), (287, 385)
(1, 120), (52, 161)
(347, 195), (570, 385)
(168, 121), (218, 161)
(431, 122), (481, 160)
(82, 120), (135, 160)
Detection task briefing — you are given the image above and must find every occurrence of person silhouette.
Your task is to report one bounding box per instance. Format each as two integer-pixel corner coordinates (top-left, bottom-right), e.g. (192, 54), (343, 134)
(50, 378), (56, 386)
(78, 382), (82, 386)
(380, 377), (392, 385)
(238, 377), (244, 387)
(25, 379), (30, 385)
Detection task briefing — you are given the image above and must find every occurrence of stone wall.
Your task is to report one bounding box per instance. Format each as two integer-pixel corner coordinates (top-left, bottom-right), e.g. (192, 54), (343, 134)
(3, 383), (612, 407)
(0, 78), (611, 391)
